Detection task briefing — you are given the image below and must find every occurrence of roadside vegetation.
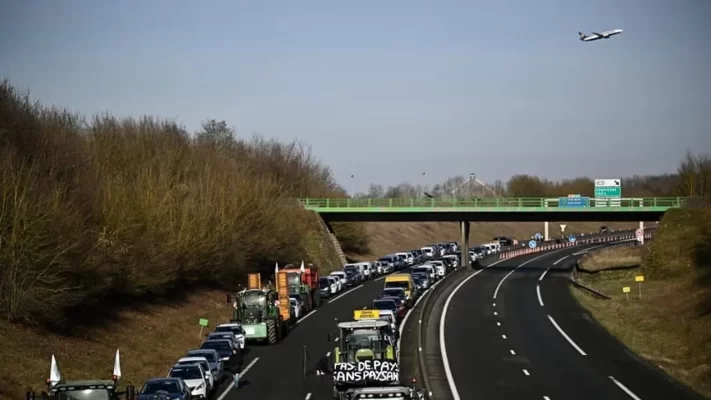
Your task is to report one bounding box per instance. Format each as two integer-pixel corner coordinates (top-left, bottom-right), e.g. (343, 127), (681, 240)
(572, 153), (711, 398)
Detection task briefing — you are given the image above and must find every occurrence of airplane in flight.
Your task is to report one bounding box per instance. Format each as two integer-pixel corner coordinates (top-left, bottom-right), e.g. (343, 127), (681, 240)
(578, 29), (623, 42)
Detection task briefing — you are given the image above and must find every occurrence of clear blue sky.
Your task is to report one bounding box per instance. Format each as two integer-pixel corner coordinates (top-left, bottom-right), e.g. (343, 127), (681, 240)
(1, 0), (709, 194)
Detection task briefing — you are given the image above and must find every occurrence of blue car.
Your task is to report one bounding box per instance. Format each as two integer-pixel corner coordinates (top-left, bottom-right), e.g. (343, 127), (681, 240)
(138, 377), (191, 400)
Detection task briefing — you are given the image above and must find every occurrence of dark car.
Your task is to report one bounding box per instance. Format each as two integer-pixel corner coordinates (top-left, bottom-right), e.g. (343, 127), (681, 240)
(379, 288), (409, 308)
(344, 269), (359, 285)
(412, 272), (430, 290)
(138, 378), (191, 400)
(373, 298), (406, 321)
(200, 339), (237, 362)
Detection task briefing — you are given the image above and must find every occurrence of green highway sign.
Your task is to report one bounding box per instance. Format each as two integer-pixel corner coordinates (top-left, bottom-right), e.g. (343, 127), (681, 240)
(198, 318), (209, 327)
(594, 179), (621, 198)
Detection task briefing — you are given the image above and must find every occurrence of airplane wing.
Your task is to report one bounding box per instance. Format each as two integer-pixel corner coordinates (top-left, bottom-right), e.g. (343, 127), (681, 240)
(592, 32), (604, 37)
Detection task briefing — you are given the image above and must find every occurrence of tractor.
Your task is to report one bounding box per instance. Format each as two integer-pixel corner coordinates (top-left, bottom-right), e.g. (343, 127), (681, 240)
(26, 350), (135, 400)
(228, 272), (294, 344)
(282, 262), (322, 312)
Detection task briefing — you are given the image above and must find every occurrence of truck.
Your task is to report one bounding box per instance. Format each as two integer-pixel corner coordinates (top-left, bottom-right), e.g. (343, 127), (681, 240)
(282, 262), (322, 313)
(227, 272), (294, 344)
(26, 349), (135, 400)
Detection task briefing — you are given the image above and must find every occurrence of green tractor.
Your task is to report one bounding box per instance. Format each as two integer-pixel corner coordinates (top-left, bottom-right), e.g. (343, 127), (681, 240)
(229, 283), (294, 344)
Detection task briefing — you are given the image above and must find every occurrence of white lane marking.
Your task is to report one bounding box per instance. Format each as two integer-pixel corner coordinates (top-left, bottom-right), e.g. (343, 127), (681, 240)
(547, 315), (587, 356)
(493, 303), (496, 307)
(553, 255), (569, 266)
(539, 267), (551, 281)
(296, 310), (317, 324)
(375, 275), (387, 281)
(609, 376), (643, 400)
(441, 261), (502, 400)
(536, 285), (544, 307)
(397, 276), (443, 353)
(493, 311), (498, 316)
(544, 396), (551, 400)
(326, 351), (331, 357)
(493, 251), (561, 299)
(522, 369), (530, 376)
(215, 357), (259, 400)
(510, 349), (516, 355)
(328, 285), (362, 303)
(502, 334), (507, 339)
(305, 393), (312, 400)
(496, 322), (501, 326)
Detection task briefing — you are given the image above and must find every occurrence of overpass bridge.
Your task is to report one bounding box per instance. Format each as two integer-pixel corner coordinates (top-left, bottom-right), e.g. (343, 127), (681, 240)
(299, 197), (683, 223)
(300, 197), (683, 268)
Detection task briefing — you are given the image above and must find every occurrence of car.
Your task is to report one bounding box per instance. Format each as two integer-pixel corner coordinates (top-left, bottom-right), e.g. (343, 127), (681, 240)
(185, 349), (224, 383)
(319, 276), (334, 298)
(330, 270), (350, 287)
(373, 298), (406, 321)
(289, 294), (306, 319)
(214, 323), (247, 350)
(412, 272), (430, 290)
(424, 261), (446, 279)
(343, 264), (363, 283)
(327, 276), (340, 293)
(176, 357), (215, 393)
(168, 364), (209, 399)
(379, 260), (394, 274)
(207, 331), (242, 351)
(411, 265), (436, 282)
(380, 287), (409, 308)
(200, 339), (238, 362)
(344, 268), (360, 285)
(329, 272), (347, 290)
(138, 378), (191, 400)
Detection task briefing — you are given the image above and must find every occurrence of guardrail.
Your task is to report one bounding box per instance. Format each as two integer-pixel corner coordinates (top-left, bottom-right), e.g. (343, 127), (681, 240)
(299, 197), (684, 210)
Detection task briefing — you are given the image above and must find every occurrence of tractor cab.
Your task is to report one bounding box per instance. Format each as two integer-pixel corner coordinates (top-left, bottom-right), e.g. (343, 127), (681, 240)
(333, 319), (395, 363)
(232, 289), (278, 323)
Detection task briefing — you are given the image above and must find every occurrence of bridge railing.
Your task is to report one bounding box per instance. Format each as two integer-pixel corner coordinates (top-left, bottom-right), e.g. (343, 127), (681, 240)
(298, 197), (684, 209)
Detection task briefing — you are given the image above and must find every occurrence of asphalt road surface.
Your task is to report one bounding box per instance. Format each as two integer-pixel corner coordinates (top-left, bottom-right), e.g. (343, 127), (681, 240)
(213, 274), (393, 400)
(442, 244), (705, 400)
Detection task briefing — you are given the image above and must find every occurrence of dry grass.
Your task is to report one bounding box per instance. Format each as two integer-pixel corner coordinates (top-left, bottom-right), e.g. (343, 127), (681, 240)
(578, 245), (645, 272)
(573, 272), (711, 398)
(572, 208), (711, 398)
(0, 289), (232, 400)
(346, 221), (639, 261)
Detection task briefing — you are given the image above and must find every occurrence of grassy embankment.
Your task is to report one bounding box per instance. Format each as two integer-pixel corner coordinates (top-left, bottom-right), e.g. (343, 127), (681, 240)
(573, 208), (711, 398)
(0, 81), (370, 399)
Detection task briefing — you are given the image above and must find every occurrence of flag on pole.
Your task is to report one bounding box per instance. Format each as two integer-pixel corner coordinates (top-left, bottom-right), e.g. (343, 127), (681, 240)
(49, 354), (62, 386)
(275, 262), (279, 275)
(300, 261), (306, 273)
(113, 349), (122, 380)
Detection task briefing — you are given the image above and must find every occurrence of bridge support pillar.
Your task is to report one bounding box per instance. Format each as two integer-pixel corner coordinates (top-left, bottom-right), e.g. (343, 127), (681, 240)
(460, 221), (470, 268)
(544, 221), (550, 241)
(639, 221), (645, 245)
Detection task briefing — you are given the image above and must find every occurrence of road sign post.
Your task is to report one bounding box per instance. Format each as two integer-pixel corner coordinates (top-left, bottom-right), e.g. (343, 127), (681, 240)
(529, 240), (537, 249)
(623, 286), (631, 300)
(198, 318), (209, 339)
(594, 179), (622, 207)
(635, 275), (644, 300)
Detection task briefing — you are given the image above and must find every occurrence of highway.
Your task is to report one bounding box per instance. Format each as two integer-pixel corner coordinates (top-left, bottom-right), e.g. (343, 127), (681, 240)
(215, 275), (393, 400)
(441, 244), (705, 400)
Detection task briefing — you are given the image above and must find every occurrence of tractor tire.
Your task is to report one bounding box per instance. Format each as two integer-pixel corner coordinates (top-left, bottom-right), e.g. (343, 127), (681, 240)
(266, 318), (278, 345)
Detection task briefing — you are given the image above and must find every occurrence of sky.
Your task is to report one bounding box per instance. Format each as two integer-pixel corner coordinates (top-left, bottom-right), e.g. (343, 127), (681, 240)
(1, 0), (709, 195)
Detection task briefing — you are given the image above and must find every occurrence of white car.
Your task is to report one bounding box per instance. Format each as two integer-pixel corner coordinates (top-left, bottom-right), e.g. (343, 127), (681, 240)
(442, 254), (459, 268)
(185, 349), (224, 383)
(168, 363), (209, 399)
(426, 261), (446, 278)
(327, 276), (340, 293)
(421, 246), (435, 258)
(176, 357), (215, 393)
(411, 265), (436, 282)
(214, 323), (246, 349)
(330, 271), (350, 287)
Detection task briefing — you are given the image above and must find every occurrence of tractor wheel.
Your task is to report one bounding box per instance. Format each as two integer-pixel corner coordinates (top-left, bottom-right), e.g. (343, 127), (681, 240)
(266, 318), (278, 344)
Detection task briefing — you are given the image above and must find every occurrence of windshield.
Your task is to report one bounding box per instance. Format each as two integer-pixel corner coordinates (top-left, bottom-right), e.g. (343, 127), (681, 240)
(385, 281), (409, 289)
(201, 341), (231, 353)
(57, 389), (110, 400)
(286, 272), (301, 287)
(320, 278), (330, 288)
(240, 290), (266, 307)
(413, 273), (427, 280)
(216, 325), (244, 335)
(188, 351), (217, 363)
(178, 360), (210, 372)
(382, 289), (404, 298)
(170, 367), (203, 380)
(141, 381), (180, 394)
(345, 332), (384, 355)
(373, 300), (396, 310)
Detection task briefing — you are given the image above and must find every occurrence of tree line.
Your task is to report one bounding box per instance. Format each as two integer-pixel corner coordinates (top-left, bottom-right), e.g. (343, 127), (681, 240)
(356, 152), (710, 201)
(0, 80), (369, 329)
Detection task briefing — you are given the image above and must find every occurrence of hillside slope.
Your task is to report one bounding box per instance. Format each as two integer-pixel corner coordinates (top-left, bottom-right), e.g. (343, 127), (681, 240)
(346, 221), (640, 261)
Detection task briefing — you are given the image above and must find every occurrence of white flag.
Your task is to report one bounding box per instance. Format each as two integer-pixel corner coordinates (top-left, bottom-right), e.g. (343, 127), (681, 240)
(49, 355), (62, 386)
(300, 261), (306, 273)
(275, 262), (279, 275)
(113, 349), (122, 380)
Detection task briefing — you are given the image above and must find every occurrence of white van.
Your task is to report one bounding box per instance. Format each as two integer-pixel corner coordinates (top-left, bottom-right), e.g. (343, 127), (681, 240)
(421, 246), (435, 258)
